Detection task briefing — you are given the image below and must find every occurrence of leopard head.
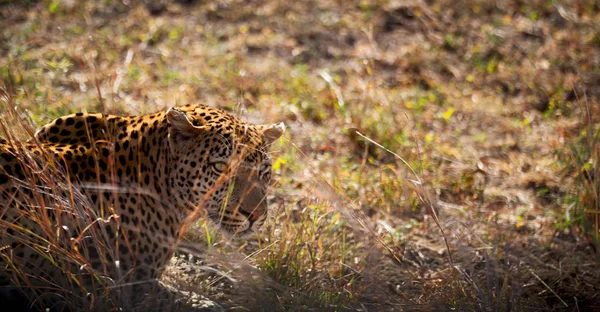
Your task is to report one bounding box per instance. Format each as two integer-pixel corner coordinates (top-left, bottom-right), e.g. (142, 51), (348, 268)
(166, 107), (284, 235)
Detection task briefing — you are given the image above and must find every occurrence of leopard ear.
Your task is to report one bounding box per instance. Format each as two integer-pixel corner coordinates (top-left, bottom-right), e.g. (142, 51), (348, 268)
(167, 107), (204, 142)
(262, 122), (285, 145)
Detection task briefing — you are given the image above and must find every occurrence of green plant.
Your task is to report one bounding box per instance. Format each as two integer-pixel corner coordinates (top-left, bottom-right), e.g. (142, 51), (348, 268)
(569, 98), (600, 253)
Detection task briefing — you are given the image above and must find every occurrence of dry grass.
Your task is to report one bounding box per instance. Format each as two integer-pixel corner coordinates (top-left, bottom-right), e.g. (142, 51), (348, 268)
(0, 95), (211, 311)
(2, 0), (600, 311)
(0, 100), (117, 311)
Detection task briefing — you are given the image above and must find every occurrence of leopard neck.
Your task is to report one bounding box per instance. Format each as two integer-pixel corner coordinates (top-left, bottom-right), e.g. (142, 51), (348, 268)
(101, 113), (175, 206)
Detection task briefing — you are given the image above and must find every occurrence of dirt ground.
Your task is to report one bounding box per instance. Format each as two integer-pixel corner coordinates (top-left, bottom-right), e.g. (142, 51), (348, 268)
(1, 0), (600, 311)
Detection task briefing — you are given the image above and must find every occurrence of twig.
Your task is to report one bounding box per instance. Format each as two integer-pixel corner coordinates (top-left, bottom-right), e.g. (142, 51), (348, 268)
(318, 70), (345, 108)
(355, 131), (422, 185)
(529, 268), (568, 308)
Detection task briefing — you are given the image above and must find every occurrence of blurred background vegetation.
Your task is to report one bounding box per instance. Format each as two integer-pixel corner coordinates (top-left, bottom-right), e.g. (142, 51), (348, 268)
(1, 0), (600, 310)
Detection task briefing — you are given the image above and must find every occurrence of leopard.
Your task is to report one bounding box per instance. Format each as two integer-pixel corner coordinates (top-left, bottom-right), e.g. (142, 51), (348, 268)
(0, 104), (284, 310)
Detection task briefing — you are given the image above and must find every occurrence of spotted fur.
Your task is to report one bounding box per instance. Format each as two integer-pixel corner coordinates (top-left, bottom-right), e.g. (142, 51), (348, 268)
(0, 104), (284, 308)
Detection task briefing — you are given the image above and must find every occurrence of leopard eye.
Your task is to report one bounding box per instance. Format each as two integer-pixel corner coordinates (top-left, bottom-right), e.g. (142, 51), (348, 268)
(212, 162), (228, 174)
